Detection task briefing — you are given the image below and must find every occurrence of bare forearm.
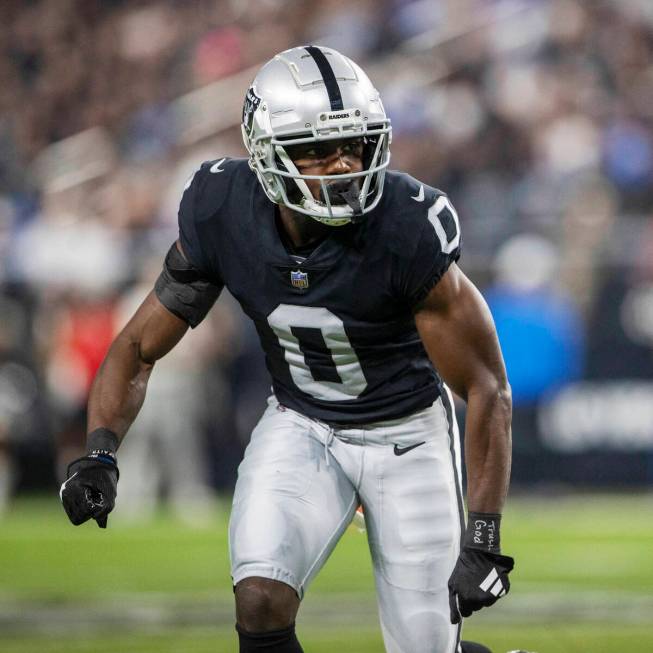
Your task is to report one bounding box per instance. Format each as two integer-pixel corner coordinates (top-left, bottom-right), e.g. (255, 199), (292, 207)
(87, 334), (154, 443)
(463, 384), (512, 513)
(414, 266), (513, 512)
(85, 291), (189, 444)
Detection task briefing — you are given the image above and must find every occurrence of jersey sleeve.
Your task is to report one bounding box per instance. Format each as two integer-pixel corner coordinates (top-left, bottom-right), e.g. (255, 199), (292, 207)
(177, 160), (225, 286)
(400, 193), (462, 307)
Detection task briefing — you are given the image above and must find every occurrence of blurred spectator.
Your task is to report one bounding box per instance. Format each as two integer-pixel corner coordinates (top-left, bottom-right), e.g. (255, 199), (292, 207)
(193, 26), (246, 84)
(44, 293), (118, 477)
(0, 295), (44, 513)
(602, 118), (653, 210)
(557, 173), (618, 316)
(306, 0), (381, 58)
(484, 234), (585, 406)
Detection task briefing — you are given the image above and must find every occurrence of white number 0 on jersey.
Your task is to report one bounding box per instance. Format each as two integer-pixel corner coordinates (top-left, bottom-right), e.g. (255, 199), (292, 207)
(267, 304), (368, 401)
(428, 195), (460, 254)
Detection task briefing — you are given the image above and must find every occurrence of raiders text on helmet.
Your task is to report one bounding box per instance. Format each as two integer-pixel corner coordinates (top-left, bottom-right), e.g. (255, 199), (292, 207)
(241, 45), (392, 226)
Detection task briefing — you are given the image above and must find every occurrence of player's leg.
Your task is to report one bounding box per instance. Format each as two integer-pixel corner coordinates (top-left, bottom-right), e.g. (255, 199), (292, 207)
(361, 392), (464, 653)
(234, 576), (303, 652)
(229, 399), (359, 650)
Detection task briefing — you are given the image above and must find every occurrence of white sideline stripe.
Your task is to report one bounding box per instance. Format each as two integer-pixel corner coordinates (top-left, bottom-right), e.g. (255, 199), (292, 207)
(479, 567), (499, 592)
(489, 578), (504, 596)
(3, 590), (652, 632)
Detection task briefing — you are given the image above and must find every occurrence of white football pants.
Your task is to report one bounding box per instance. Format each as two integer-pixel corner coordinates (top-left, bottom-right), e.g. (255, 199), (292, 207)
(229, 391), (464, 653)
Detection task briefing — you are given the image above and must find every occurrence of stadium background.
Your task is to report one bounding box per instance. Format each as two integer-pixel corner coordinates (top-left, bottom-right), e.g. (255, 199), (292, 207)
(0, 0), (652, 651)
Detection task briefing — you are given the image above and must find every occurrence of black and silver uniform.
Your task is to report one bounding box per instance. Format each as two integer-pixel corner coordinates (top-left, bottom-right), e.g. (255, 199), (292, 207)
(171, 157), (461, 424)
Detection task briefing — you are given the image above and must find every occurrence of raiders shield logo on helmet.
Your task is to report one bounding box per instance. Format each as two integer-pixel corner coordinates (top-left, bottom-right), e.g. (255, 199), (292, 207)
(242, 87), (262, 137)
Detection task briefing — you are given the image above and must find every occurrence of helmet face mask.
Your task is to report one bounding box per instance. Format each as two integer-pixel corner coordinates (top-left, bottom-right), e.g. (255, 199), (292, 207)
(242, 46), (392, 226)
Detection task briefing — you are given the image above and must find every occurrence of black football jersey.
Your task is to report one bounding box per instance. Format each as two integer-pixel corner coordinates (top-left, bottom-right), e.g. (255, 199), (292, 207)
(176, 158), (461, 424)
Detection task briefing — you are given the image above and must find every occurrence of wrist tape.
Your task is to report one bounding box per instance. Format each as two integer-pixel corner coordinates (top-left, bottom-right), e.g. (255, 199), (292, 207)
(464, 512), (502, 553)
(86, 428), (119, 460)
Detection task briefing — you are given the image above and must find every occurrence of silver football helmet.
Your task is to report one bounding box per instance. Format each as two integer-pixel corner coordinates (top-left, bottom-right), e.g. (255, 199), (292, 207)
(242, 45), (392, 226)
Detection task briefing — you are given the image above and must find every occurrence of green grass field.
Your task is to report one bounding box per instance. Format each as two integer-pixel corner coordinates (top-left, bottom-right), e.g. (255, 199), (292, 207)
(1, 493), (652, 652)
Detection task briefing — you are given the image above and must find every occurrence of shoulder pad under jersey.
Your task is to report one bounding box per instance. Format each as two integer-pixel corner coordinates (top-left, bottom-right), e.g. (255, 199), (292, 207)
(380, 170), (462, 305)
(177, 157), (250, 276)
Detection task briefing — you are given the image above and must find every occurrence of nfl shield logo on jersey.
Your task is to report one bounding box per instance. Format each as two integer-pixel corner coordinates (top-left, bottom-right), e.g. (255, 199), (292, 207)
(290, 270), (309, 289)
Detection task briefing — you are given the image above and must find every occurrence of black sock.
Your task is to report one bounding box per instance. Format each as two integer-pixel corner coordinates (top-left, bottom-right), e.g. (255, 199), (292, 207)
(236, 623), (304, 652)
(461, 641), (493, 653)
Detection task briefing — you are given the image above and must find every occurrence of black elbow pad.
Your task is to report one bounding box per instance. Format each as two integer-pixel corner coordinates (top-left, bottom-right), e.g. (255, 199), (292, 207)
(154, 244), (222, 328)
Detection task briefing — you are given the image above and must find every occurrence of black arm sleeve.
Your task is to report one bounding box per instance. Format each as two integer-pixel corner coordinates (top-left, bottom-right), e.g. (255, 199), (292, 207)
(155, 243), (222, 328)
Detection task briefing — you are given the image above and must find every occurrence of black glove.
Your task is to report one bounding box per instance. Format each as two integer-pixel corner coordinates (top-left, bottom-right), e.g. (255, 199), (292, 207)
(448, 512), (514, 624)
(60, 429), (119, 529)
(448, 547), (514, 623)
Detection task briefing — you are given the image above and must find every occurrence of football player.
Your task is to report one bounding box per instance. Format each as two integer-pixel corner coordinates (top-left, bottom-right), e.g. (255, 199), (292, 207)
(60, 46), (514, 653)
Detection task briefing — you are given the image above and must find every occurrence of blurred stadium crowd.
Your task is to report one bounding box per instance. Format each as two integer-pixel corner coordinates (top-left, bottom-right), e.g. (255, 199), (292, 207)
(1, 0), (653, 517)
